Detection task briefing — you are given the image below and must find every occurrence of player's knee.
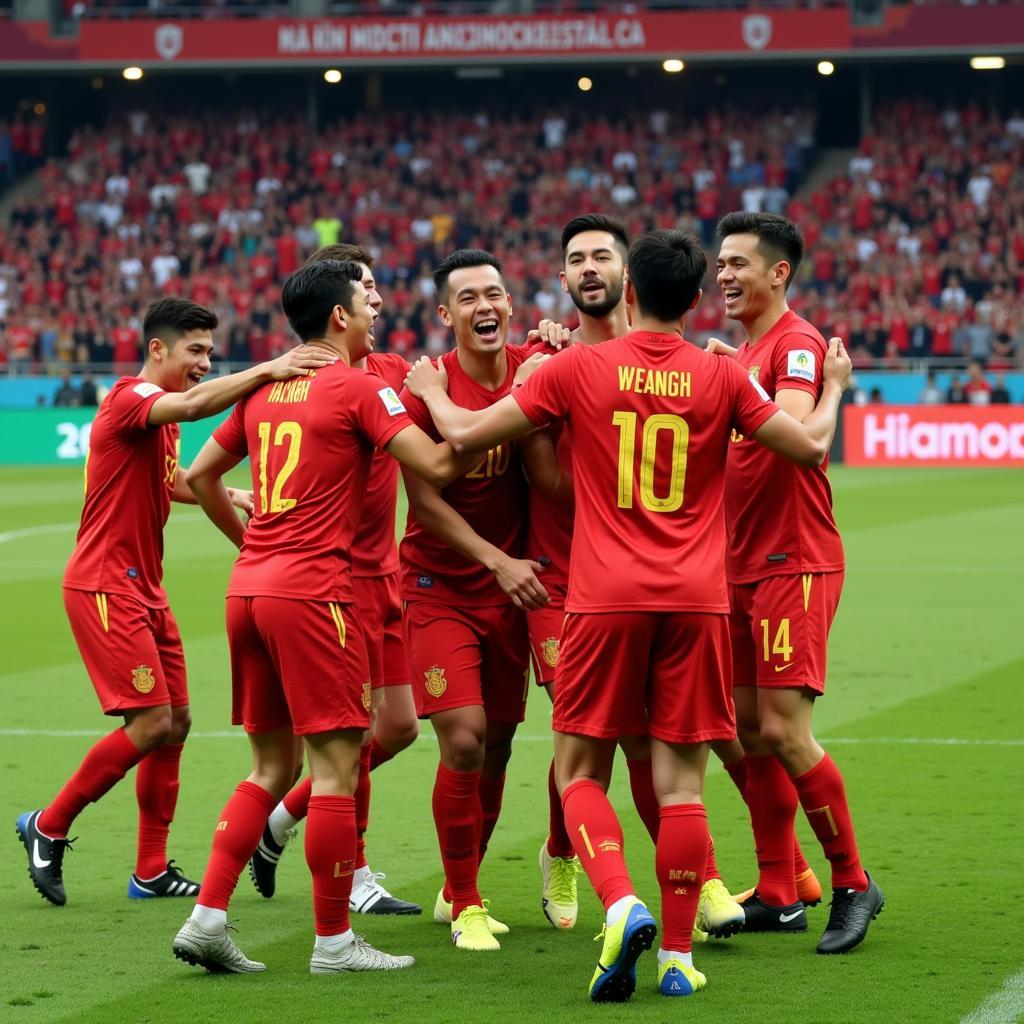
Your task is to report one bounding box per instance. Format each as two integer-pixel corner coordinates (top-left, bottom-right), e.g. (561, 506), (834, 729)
(443, 731), (485, 772)
(168, 709), (191, 745)
(129, 708), (173, 750)
(389, 718), (419, 753)
(758, 713), (802, 758)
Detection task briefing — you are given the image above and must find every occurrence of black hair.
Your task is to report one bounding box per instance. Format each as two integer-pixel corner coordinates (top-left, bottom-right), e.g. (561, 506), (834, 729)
(626, 230), (707, 322)
(433, 249), (504, 304)
(561, 214), (629, 260)
(716, 211), (804, 289)
(142, 298), (217, 352)
(309, 242), (374, 268)
(281, 259), (364, 341)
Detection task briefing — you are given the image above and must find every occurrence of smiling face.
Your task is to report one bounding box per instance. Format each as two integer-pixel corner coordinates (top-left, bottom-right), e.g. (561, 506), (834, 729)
(148, 328), (214, 392)
(562, 229), (626, 318)
(716, 232), (790, 326)
(339, 280), (377, 360)
(438, 264), (512, 355)
(357, 262), (383, 316)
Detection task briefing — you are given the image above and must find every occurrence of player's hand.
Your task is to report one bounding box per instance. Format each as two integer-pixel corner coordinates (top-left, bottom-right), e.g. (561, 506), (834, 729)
(404, 356), (443, 398)
(227, 487), (254, 520)
(525, 319), (571, 351)
(823, 337), (852, 391)
(513, 352), (550, 388)
(706, 337), (739, 358)
(491, 554), (550, 611)
(266, 345), (339, 380)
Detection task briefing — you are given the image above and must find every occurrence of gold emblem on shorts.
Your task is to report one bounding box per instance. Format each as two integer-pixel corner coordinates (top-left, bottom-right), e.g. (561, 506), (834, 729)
(131, 665), (156, 694)
(362, 681), (372, 710)
(424, 665), (447, 698)
(541, 636), (559, 669)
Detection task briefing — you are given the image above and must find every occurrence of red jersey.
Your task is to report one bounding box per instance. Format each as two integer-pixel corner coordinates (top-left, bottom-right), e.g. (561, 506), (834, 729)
(214, 363), (411, 603)
(63, 377), (179, 607)
(523, 337), (572, 604)
(399, 344), (530, 607)
(724, 310), (845, 584)
(351, 352), (409, 577)
(514, 331), (778, 613)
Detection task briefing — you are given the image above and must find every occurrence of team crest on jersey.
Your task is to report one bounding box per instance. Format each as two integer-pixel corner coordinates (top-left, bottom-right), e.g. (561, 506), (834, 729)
(748, 364), (760, 382)
(541, 637), (559, 668)
(362, 681), (372, 710)
(131, 665), (156, 694)
(424, 665), (447, 698)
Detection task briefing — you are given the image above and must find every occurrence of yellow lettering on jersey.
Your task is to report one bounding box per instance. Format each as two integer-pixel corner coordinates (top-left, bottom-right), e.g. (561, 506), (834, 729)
(617, 366), (691, 398)
(267, 379), (312, 405)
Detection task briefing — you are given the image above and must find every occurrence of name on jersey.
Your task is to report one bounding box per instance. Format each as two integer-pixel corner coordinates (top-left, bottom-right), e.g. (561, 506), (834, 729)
(617, 366), (691, 398)
(267, 378), (313, 404)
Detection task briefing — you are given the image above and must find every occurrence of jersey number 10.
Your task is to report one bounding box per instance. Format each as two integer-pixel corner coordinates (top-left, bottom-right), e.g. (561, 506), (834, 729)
(612, 411), (689, 513)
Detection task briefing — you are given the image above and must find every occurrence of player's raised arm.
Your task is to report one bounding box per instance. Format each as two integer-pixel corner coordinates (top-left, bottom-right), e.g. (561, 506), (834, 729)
(404, 357), (534, 453)
(148, 345), (338, 426)
(750, 338), (851, 466)
(383, 425), (478, 489)
(185, 432), (248, 549)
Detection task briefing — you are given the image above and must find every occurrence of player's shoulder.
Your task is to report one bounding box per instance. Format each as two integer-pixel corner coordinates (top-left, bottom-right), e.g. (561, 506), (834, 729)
(506, 342), (532, 366)
(774, 312), (827, 352)
(366, 351), (410, 378)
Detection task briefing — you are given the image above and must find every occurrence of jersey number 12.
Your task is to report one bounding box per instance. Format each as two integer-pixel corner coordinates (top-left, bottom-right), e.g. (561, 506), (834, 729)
(257, 420), (302, 515)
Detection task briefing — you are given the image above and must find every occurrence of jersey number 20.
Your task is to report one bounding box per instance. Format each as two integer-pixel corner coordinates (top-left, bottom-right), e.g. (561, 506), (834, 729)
(612, 411), (689, 513)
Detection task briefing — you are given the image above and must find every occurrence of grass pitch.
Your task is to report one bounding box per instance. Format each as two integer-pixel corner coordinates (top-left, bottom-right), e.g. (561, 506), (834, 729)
(1, 466), (1022, 1023)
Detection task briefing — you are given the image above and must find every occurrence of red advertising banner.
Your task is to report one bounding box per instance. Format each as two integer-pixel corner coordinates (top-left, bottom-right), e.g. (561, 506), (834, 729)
(75, 11), (848, 64)
(844, 405), (1024, 468)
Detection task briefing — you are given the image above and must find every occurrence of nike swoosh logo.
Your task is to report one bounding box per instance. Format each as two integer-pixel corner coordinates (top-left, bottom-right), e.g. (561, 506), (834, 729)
(774, 663), (795, 673)
(779, 910), (803, 923)
(32, 839), (51, 869)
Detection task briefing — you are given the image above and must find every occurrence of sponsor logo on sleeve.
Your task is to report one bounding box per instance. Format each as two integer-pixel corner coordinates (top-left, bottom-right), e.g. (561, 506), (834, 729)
(132, 382), (164, 399)
(378, 386), (407, 416)
(787, 349), (816, 382)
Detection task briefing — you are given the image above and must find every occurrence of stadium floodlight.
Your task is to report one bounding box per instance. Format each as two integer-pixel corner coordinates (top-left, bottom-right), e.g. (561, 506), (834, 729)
(122, 66), (143, 81)
(969, 56), (1005, 70)
(662, 59), (685, 73)
(817, 60), (836, 76)
(577, 76), (593, 92)
(323, 69), (343, 84)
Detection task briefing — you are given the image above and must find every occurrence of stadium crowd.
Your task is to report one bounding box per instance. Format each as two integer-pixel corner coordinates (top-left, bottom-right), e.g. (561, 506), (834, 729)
(0, 98), (1021, 377)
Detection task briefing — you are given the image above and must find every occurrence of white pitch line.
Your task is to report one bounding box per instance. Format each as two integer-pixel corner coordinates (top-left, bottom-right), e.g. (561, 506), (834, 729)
(0, 512), (207, 545)
(0, 729), (1021, 747)
(960, 968), (1024, 1024)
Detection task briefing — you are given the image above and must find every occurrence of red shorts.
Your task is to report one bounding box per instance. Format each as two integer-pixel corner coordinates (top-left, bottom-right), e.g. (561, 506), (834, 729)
(403, 600), (530, 724)
(63, 588), (188, 714)
(226, 596), (372, 736)
(728, 571), (844, 693)
(554, 611), (734, 745)
(353, 572), (408, 690)
(528, 604), (565, 686)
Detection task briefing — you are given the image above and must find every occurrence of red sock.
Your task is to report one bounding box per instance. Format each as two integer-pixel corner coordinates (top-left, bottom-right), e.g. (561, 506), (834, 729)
(705, 834), (721, 882)
(134, 742), (183, 878)
(724, 755), (749, 800)
(40, 728), (144, 837)
(432, 764), (482, 919)
(626, 757), (660, 843)
(562, 779), (633, 909)
(369, 737), (395, 772)
(746, 754), (798, 905)
(354, 745), (371, 871)
(794, 838), (811, 876)
(478, 772), (505, 865)
(792, 754), (868, 891)
(282, 777), (312, 821)
(657, 803), (709, 955)
(196, 781), (276, 911)
(546, 760), (574, 858)
(306, 794), (356, 936)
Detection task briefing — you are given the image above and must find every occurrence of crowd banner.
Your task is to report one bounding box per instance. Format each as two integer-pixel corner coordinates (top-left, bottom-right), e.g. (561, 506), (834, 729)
(843, 405), (1024, 468)
(0, 410), (230, 466)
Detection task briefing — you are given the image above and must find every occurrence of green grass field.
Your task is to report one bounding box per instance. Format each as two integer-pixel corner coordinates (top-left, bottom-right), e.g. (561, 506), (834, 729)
(1, 466), (1022, 1024)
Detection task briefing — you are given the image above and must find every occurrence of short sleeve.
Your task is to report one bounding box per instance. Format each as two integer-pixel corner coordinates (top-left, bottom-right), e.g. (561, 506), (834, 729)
(396, 385), (437, 437)
(512, 346), (576, 428)
(727, 360), (780, 438)
(771, 332), (827, 398)
(107, 379), (165, 435)
(352, 372), (415, 450)
(213, 401), (248, 457)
